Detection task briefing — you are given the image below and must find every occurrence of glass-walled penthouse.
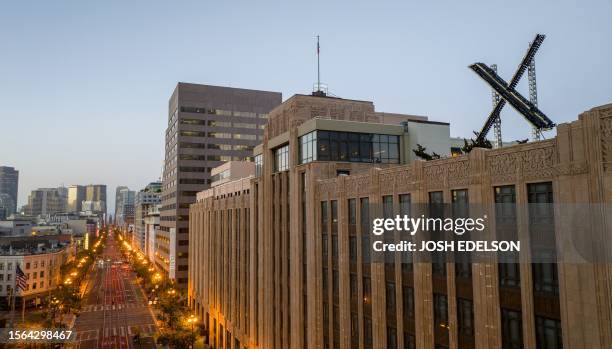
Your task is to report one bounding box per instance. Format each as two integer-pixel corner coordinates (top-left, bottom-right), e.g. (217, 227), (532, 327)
(299, 130), (400, 165)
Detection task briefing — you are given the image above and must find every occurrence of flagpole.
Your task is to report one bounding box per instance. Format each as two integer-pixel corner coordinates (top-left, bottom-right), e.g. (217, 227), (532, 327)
(9, 288), (14, 327)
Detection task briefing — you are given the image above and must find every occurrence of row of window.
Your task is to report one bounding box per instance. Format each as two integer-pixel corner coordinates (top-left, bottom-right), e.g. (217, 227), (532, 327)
(179, 131), (260, 140)
(299, 130), (401, 165)
(319, 181), (559, 348)
(179, 106), (267, 118)
(180, 142), (254, 152)
(180, 118), (265, 130)
(178, 154), (250, 162)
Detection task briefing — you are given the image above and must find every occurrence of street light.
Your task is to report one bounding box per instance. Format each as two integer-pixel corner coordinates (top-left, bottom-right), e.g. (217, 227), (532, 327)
(186, 314), (197, 349)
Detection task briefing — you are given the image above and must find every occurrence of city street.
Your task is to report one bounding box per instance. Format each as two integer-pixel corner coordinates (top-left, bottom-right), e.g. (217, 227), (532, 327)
(71, 234), (157, 349)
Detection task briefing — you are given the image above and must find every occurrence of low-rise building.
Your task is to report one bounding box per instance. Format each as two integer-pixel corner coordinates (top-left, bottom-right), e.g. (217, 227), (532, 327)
(145, 204), (160, 263)
(0, 236), (72, 300)
(134, 182), (161, 254)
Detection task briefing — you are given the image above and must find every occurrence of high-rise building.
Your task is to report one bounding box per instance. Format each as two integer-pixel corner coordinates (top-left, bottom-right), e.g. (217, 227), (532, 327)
(0, 166), (19, 216)
(67, 185), (86, 213)
(158, 83), (281, 284)
(114, 186), (135, 226)
(23, 187), (66, 216)
(134, 182), (161, 253)
(187, 97), (612, 349)
(85, 184), (107, 213)
(114, 186), (128, 223)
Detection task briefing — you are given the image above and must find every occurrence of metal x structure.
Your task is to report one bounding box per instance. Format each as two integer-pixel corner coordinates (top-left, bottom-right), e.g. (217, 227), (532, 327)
(470, 34), (555, 145)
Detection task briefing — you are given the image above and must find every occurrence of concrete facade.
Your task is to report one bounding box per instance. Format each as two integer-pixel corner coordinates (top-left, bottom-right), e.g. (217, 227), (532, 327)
(159, 83), (281, 285)
(188, 97), (612, 349)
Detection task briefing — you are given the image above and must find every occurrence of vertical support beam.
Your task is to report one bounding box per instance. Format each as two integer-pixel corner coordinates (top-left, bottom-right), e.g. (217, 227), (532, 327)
(528, 57), (541, 141)
(491, 64), (503, 149)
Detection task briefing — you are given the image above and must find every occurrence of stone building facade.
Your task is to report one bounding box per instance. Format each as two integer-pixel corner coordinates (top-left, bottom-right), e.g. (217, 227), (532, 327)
(188, 96), (612, 349)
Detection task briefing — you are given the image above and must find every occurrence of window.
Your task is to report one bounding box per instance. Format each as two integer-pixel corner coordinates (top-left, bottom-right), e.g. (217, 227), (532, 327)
(457, 298), (474, 336)
(39, 271), (44, 278)
(350, 273), (358, 294)
(361, 198), (371, 262)
(387, 326), (397, 348)
(254, 154), (263, 177)
(402, 285), (414, 318)
(25, 263), (30, 270)
(364, 318), (373, 348)
(495, 185), (520, 288)
(363, 277), (372, 303)
(501, 308), (523, 349)
(536, 316), (562, 349)
(386, 282), (396, 313)
(528, 182), (558, 294)
(404, 332), (416, 349)
(349, 236), (357, 262)
(274, 145), (289, 172)
(452, 189), (471, 278)
(316, 130), (400, 163)
(299, 131), (317, 164)
(0, 274), (3, 281)
(433, 293), (448, 328)
(0, 263), (3, 270)
(429, 192), (446, 276)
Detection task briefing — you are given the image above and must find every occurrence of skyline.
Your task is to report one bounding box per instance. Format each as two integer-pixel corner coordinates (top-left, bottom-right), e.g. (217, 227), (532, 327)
(2, 0), (611, 209)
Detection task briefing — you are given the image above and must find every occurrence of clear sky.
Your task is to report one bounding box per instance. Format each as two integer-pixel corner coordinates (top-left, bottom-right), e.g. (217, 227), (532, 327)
(1, 0), (611, 212)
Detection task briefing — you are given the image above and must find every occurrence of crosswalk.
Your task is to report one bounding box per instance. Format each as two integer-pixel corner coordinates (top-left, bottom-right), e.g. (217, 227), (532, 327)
(81, 303), (142, 312)
(74, 324), (157, 341)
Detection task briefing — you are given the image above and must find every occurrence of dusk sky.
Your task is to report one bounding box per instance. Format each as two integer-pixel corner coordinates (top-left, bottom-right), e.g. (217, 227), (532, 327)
(1, 0), (611, 212)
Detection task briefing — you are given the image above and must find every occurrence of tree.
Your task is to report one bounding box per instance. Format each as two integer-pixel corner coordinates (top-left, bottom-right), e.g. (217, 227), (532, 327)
(457, 132), (493, 154)
(412, 144), (441, 161)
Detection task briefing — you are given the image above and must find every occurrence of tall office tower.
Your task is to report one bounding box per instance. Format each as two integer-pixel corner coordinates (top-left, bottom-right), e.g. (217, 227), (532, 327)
(158, 83), (281, 285)
(85, 184), (107, 213)
(115, 186), (129, 225)
(120, 190), (135, 226)
(134, 181), (162, 253)
(67, 185), (86, 213)
(0, 166), (19, 215)
(23, 187), (66, 216)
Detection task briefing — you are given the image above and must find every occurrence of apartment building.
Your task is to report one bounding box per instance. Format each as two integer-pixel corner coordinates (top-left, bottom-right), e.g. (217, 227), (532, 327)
(158, 83), (281, 284)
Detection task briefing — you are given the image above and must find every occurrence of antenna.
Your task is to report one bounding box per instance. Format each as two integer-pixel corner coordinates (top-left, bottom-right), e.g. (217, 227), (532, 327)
(313, 35), (327, 96)
(317, 35), (320, 90)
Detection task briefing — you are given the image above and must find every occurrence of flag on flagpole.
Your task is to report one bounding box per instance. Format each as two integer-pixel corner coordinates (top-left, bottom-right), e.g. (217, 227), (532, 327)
(15, 265), (27, 292)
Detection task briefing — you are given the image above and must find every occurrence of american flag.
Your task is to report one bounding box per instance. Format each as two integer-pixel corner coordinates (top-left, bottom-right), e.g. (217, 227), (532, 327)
(15, 264), (27, 292)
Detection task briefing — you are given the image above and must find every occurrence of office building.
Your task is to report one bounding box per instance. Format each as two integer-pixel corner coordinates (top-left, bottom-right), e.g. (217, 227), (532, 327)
(0, 166), (19, 216)
(158, 83), (281, 284)
(85, 184), (107, 214)
(134, 181), (161, 253)
(188, 96), (612, 349)
(115, 187), (135, 227)
(23, 188), (67, 217)
(115, 186), (128, 223)
(67, 185), (86, 213)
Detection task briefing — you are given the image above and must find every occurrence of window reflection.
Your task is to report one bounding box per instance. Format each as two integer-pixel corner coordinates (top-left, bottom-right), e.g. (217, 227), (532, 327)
(298, 130), (400, 164)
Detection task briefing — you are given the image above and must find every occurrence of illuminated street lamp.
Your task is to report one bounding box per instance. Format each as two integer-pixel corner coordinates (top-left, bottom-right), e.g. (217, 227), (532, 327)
(186, 314), (197, 348)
